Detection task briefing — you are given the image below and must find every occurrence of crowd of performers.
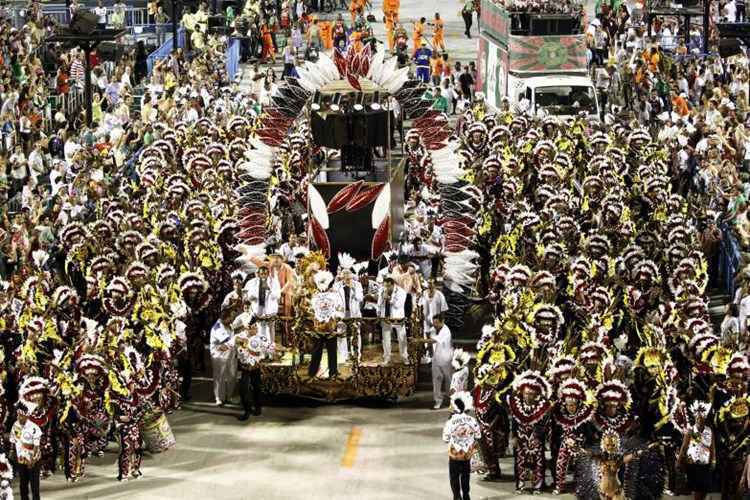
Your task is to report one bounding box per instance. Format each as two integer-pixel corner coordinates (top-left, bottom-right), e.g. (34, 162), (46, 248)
(403, 102), (750, 498)
(0, 41), (271, 487)
(0, 12), (749, 500)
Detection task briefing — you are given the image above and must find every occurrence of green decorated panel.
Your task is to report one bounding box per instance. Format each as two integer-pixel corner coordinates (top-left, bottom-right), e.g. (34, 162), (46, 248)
(480, 0), (510, 47)
(508, 35), (587, 73)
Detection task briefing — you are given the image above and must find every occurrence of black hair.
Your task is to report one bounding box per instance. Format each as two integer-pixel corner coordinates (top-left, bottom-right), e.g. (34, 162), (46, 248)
(454, 397), (465, 413)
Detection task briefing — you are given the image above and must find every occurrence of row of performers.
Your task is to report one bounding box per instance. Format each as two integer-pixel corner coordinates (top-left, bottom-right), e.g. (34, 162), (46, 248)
(0, 350), (174, 484)
(0, 303), (291, 484)
(473, 355), (750, 498)
(225, 255), (448, 371)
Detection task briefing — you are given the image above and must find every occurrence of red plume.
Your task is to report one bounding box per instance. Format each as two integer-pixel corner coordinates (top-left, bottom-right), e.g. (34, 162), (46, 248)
(334, 49), (348, 78)
(347, 73), (362, 91)
(309, 216), (331, 258)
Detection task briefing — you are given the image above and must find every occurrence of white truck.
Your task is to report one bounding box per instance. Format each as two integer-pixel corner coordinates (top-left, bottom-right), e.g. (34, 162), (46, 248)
(478, 3), (600, 118)
(507, 74), (600, 118)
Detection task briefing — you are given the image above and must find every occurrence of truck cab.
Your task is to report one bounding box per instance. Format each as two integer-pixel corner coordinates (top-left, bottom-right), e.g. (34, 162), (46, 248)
(477, 0), (600, 118)
(508, 74), (599, 119)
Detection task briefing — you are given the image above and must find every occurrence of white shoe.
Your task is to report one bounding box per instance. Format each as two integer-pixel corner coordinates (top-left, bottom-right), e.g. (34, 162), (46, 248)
(215, 399), (222, 406)
(433, 403), (442, 410)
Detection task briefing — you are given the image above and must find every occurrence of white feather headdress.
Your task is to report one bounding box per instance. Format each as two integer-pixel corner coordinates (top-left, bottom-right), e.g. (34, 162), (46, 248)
(452, 349), (471, 370)
(313, 270), (334, 292)
(32, 250), (49, 270)
(690, 401), (711, 418)
(352, 261), (369, 275)
(235, 243), (266, 271)
(338, 252), (356, 270)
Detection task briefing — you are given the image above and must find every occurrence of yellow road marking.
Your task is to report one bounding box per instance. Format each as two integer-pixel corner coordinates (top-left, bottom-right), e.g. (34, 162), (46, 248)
(340, 426), (363, 468)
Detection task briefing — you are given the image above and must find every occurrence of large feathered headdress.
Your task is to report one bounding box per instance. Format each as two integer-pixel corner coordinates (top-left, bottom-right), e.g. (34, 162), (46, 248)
(452, 349), (471, 370)
(512, 370), (552, 400)
(313, 270), (334, 292)
(338, 252), (356, 271)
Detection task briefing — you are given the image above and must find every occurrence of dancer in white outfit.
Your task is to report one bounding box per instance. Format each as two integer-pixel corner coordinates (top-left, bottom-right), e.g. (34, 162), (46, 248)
(428, 315), (453, 409)
(209, 310), (237, 405)
(378, 277), (409, 365)
(334, 259), (363, 362)
(243, 265), (281, 344)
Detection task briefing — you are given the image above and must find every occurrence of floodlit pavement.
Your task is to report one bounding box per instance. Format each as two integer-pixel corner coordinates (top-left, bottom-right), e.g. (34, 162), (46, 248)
(38, 387), (570, 500)
(367, 0), (481, 70)
(31, 381), (700, 500)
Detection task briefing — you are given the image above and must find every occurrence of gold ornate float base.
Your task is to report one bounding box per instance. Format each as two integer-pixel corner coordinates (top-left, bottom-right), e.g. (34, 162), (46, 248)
(259, 342), (425, 402)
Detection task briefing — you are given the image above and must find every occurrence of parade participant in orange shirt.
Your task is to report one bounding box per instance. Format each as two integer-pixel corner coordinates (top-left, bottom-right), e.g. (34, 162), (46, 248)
(351, 29), (363, 52)
(431, 13), (445, 51)
(385, 13), (395, 50)
(349, 0), (364, 24)
(320, 20), (334, 49)
(413, 17), (425, 56)
(383, 0), (400, 50)
(430, 52), (444, 84)
(383, 0), (400, 22)
(672, 92), (690, 116)
(260, 22), (275, 63)
(441, 52), (451, 80)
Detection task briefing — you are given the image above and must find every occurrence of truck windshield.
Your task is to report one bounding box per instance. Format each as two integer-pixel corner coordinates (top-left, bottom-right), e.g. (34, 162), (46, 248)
(534, 85), (597, 116)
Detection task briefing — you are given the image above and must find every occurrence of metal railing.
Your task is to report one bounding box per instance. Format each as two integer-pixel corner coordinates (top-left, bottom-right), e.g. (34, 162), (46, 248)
(9, 4), (150, 31)
(146, 27), (185, 74)
(226, 37), (240, 80)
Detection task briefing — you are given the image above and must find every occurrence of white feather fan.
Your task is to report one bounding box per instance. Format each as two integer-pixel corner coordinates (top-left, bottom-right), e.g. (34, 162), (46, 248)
(308, 184), (330, 229)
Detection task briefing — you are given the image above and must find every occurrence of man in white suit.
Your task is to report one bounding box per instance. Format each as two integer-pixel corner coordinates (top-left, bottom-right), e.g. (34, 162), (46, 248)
(334, 268), (364, 362)
(378, 276), (409, 365)
(209, 309), (237, 406)
(427, 314), (453, 409)
(243, 265), (281, 344)
(418, 277), (449, 364)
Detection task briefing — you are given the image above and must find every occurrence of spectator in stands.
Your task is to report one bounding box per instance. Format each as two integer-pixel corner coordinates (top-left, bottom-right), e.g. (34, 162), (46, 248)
(134, 41), (149, 85)
(112, 0), (127, 29)
(94, 0), (108, 30)
(69, 50), (84, 88)
(156, 6), (169, 46)
(69, 0), (80, 19)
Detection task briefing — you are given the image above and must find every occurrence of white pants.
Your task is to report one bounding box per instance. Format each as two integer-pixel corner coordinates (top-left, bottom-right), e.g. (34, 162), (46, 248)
(355, 331), (362, 361)
(211, 355), (236, 403)
(381, 321), (408, 364)
(422, 326), (434, 363)
(258, 320), (275, 344)
(432, 362), (453, 405)
(337, 336), (349, 363)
